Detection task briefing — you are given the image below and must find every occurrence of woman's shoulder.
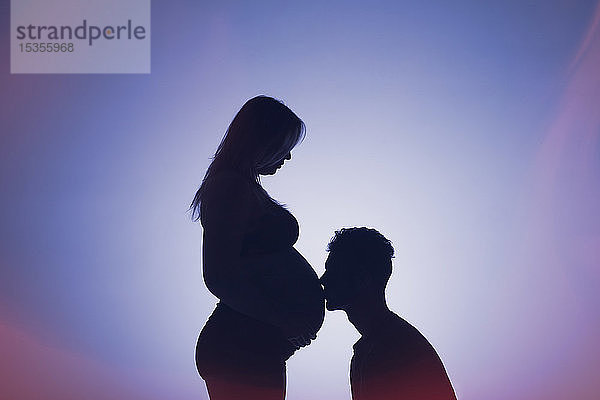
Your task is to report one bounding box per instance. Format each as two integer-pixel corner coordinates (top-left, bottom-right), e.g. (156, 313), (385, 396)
(202, 169), (255, 198)
(206, 168), (252, 185)
(199, 169), (264, 227)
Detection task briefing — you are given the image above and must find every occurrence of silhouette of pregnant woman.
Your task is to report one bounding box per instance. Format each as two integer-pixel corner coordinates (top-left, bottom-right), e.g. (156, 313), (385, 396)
(190, 96), (325, 400)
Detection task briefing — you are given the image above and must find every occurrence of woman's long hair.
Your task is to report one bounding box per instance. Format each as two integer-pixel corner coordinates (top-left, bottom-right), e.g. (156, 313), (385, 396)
(189, 95), (306, 222)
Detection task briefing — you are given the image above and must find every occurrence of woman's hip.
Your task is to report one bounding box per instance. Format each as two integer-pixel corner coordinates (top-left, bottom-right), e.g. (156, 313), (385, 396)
(195, 317), (288, 381)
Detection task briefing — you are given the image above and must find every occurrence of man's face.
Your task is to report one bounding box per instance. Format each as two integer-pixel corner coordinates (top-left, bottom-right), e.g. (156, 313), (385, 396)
(320, 251), (360, 311)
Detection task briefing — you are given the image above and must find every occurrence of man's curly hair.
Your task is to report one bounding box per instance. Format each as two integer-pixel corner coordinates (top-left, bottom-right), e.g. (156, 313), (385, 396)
(327, 227), (395, 287)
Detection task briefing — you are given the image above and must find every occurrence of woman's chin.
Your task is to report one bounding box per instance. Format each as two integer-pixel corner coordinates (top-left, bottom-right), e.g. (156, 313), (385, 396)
(259, 166), (281, 175)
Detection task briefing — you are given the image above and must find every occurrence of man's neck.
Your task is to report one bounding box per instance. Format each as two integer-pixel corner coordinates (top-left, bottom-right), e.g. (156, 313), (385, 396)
(345, 297), (394, 337)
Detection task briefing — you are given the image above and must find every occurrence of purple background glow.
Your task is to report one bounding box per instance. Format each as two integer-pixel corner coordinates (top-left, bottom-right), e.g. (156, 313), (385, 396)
(1, 1), (599, 399)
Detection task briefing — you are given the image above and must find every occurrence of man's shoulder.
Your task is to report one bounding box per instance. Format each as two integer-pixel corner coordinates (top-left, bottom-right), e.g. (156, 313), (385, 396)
(351, 314), (456, 399)
(351, 313), (457, 399)
(383, 314), (432, 346)
(365, 314), (444, 366)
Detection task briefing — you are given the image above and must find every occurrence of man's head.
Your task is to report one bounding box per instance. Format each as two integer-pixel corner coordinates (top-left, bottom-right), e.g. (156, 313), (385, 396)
(320, 227), (395, 311)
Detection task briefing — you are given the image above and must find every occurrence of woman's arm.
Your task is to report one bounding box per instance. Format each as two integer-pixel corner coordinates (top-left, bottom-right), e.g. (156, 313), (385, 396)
(201, 171), (314, 344)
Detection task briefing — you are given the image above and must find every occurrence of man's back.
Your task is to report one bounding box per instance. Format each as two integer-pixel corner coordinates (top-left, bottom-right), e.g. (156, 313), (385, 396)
(350, 312), (456, 400)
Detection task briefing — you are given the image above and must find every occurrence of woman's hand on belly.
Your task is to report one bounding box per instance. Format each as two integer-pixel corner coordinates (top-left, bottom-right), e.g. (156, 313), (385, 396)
(279, 311), (319, 349)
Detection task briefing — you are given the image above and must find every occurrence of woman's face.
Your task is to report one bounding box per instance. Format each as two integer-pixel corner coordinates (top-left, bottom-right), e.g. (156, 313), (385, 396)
(258, 152), (292, 175)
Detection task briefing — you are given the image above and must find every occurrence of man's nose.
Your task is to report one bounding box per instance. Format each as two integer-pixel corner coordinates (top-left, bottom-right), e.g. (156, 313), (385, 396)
(285, 152), (291, 160)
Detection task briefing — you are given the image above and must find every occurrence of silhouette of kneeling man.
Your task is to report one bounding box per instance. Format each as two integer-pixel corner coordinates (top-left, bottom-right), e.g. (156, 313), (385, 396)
(320, 227), (457, 400)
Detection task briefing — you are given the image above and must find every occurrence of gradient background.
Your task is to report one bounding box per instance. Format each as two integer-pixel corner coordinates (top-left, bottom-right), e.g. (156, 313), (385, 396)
(1, 1), (599, 399)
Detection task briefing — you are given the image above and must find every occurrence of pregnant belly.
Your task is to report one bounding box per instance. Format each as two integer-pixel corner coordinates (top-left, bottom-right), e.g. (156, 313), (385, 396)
(242, 247), (325, 333)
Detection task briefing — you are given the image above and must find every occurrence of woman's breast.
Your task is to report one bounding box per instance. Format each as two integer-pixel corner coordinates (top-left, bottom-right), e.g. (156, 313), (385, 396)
(241, 204), (299, 256)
